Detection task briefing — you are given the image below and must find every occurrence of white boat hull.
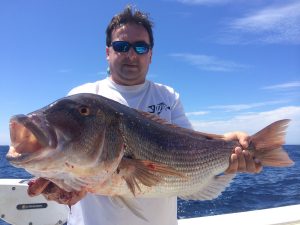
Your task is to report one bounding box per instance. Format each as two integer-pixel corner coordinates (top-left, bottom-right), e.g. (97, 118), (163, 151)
(0, 179), (68, 225)
(0, 179), (299, 225)
(178, 204), (300, 225)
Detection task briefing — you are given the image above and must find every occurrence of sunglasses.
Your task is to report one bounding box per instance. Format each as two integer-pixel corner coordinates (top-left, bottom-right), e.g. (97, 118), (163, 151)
(111, 41), (151, 55)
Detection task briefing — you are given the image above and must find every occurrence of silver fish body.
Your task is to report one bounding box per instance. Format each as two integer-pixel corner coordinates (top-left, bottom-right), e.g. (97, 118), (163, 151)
(6, 93), (294, 203)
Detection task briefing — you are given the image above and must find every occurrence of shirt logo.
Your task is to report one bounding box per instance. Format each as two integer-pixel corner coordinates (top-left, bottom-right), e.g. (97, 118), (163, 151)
(148, 102), (171, 115)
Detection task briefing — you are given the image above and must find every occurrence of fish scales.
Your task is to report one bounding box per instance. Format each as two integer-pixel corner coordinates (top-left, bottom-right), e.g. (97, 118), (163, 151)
(121, 110), (235, 165)
(6, 93), (294, 216)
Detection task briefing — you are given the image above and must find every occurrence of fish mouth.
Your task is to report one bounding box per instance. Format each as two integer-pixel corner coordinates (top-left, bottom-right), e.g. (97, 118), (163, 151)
(6, 114), (57, 165)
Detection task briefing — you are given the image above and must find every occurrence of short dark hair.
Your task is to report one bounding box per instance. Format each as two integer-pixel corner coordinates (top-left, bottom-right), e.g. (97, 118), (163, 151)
(106, 5), (154, 48)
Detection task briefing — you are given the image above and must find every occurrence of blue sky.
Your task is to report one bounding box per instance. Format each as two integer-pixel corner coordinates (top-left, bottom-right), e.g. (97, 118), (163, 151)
(0, 0), (299, 145)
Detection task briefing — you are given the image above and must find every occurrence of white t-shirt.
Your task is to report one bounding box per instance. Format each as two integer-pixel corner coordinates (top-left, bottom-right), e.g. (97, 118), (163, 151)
(67, 77), (192, 225)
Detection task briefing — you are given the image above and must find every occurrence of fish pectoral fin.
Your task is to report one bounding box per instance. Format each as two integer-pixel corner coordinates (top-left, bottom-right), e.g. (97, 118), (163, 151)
(179, 174), (235, 201)
(109, 196), (148, 221)
(119, 158), (185, 196)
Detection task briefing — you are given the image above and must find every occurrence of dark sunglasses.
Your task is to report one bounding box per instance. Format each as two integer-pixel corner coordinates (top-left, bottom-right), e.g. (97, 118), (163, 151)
(111, 41), (151, 55)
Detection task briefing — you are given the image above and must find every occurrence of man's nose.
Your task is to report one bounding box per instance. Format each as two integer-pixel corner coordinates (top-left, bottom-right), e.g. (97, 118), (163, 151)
(127, 47), (137, 59)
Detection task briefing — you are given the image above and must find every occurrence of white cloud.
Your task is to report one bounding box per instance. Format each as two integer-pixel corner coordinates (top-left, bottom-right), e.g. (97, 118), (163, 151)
(97, 70), (109, 77)
(0, 132), (10, 146)
(170, 11), (193, 18)
(189, 106), (300, 144)
(147, 73), (159, 79)
(170, 53), (247, 72)
(2, 107), (299, 145)
(208, 100), (288, 112)
(58, 69), (72, 73)
(175, 0), (236, 5)
(225, 2), (300, 44)
(262, 81), (300, 90)
(186, 111), (209, 116)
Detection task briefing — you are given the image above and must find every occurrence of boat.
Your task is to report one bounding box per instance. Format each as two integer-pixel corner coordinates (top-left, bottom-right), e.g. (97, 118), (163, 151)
(1, 179), (299, 225)
(178, 204), (300, 225)
(0, 179), (68, 225)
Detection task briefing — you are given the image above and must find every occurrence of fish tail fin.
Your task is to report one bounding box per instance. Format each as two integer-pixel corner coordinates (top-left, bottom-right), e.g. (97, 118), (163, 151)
(249, 119), (294, 167)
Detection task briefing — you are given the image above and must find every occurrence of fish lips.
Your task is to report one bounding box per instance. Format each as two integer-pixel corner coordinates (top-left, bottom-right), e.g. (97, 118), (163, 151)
(6, 114), (58, 165)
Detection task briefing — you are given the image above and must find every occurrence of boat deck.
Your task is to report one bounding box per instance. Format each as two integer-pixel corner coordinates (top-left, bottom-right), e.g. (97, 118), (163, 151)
(178, 204), (300, 225)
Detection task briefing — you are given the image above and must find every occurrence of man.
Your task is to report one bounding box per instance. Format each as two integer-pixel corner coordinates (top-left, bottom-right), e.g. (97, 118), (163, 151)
(66, 5), (261, 225)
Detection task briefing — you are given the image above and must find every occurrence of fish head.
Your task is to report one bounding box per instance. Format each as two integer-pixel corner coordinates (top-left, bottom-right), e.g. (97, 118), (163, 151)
(6, 94), (112, 175)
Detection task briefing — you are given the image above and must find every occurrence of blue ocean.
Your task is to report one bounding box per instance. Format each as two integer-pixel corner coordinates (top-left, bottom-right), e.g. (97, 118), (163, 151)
(0, 145), (300, 225)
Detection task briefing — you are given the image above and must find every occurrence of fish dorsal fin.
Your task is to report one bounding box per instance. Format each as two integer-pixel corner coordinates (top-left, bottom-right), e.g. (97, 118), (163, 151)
(138, 111), (174, 125)
(118, 157), (186, 197)
(138, 110), (224, 141)
(179, 174), (235, 201)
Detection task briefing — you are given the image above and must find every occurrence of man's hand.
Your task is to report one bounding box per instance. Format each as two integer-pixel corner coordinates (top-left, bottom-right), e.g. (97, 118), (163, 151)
(28, 177), (86, 206)
(223, 131), (262, 174)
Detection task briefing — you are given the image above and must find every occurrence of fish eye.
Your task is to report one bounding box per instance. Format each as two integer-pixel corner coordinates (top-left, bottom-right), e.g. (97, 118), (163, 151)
(79, 107), (90, 116)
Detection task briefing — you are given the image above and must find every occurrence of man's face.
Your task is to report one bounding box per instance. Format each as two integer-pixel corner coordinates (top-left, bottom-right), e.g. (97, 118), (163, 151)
(106, 23), (152, 86)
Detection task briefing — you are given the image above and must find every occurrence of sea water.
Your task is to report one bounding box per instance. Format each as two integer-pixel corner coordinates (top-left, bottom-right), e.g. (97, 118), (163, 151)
(1, 145), (300, 224)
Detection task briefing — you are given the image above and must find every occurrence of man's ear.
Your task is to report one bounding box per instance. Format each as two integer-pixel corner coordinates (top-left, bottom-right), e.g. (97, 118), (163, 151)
(149, 49), (152, 64)
(106, 47), (110, 61)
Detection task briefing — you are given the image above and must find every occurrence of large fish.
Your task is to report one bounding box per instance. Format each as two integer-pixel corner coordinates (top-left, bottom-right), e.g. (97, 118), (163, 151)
(6, 93), (294, 218)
